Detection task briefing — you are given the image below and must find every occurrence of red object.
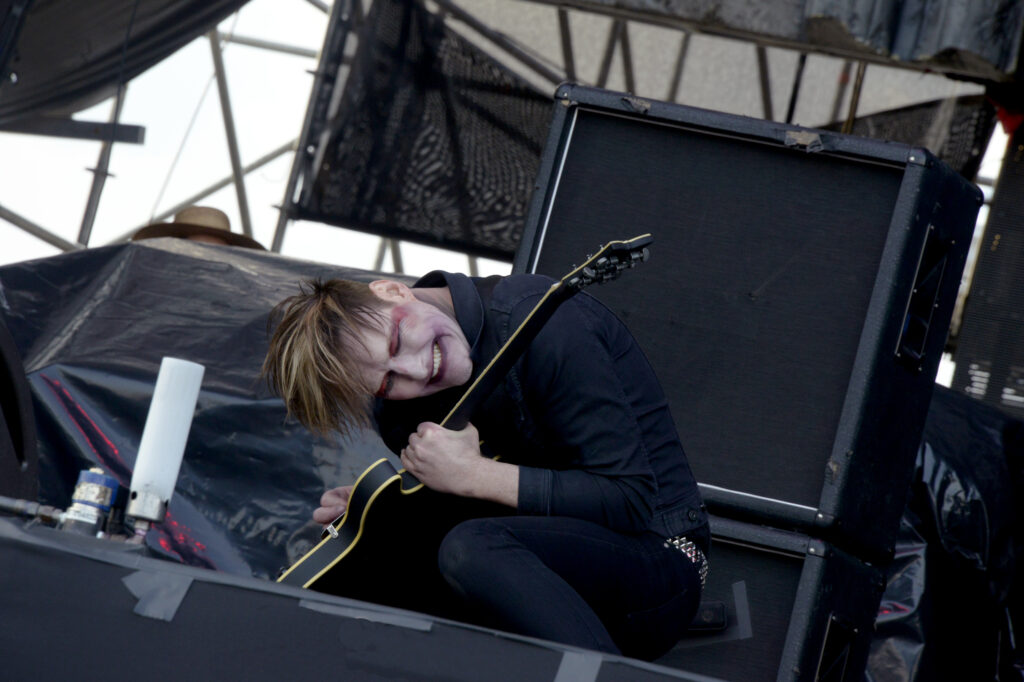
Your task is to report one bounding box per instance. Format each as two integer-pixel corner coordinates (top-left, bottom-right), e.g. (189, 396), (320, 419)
(994, 102), (1024, 137)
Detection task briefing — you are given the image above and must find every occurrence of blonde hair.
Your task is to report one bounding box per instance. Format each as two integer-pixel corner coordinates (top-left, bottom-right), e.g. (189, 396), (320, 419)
(263, 278), (384, 435)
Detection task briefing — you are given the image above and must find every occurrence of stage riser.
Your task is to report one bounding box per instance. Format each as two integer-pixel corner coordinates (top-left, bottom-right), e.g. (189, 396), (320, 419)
(0, 520), (717, 682)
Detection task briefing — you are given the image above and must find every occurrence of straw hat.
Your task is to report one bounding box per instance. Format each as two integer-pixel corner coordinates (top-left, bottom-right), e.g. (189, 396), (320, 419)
(131, 206), (265, 250)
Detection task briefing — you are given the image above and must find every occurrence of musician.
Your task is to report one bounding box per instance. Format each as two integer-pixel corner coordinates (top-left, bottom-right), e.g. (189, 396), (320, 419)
(263, 271), (709, 660)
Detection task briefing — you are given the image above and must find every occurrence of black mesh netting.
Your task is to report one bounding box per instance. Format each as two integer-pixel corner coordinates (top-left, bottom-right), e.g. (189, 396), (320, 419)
(824, 94), (998, 180)
(297, 0), (553, 261)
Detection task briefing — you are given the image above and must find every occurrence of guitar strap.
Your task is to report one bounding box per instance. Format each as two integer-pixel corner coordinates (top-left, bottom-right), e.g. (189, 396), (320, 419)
(463, 275), (520, 461)
(469, 273), (501, 374)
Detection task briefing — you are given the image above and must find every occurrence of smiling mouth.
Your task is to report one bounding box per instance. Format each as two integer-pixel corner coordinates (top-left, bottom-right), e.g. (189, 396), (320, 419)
(431, 342), (441, 380)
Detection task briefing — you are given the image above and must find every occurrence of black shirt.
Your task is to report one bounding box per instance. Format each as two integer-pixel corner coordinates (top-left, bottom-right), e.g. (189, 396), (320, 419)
(375, 271), (708, 547)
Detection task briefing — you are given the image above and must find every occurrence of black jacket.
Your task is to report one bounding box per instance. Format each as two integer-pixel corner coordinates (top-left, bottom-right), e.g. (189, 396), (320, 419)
(375, 271), (708, 548)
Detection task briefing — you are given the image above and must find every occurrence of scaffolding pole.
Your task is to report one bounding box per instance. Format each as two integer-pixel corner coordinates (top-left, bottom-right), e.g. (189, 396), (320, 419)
(0, 203), (83, 253)
(209, 29), (254, 238)
(78, 84), (129, 246)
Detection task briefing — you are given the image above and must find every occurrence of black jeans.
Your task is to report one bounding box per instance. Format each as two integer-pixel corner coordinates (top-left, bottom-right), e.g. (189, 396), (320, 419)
(437, 515), (704, 660)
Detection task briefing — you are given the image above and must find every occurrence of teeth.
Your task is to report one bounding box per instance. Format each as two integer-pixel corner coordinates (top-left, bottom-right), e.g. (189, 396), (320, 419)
(432, 343), (441, 379)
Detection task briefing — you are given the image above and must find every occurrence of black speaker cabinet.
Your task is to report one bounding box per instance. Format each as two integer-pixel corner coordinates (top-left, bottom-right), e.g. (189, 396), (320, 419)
(656, 516), (885, 682)
(514, 83), (982, 561)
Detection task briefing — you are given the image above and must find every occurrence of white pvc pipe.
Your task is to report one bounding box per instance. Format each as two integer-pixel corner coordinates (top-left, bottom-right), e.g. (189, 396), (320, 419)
(129, 357), (205, 504)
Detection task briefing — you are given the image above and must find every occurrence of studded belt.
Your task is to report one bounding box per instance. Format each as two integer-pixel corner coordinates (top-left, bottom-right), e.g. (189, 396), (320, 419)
(664, 534), (709, 590)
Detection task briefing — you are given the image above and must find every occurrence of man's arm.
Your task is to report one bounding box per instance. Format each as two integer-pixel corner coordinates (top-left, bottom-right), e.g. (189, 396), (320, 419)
(512, 295), (659, 533)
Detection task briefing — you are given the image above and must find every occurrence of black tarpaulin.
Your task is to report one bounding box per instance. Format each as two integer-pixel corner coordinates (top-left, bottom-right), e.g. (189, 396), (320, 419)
(0, 239), (401, 578)
(0, 0), (248, 125)
(537, 0), (1024, 81)
(914, 387), (1017, 602)
(866, 385), (1022, 680)
(806, 0), (1024, 77)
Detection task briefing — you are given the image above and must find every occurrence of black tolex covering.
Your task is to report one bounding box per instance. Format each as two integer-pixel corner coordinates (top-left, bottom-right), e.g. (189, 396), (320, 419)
(0, 239), (402, 579)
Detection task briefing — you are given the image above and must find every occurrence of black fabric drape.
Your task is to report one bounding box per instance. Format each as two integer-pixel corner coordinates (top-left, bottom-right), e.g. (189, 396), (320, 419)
(0, 0), (249, 124)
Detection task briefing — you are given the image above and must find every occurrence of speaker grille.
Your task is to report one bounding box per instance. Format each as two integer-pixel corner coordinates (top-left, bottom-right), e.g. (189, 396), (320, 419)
(531, 108), (902, 508)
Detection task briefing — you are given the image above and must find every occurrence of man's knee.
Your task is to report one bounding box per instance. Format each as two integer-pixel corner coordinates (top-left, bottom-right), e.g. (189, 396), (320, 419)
(437, 518), (509, 586)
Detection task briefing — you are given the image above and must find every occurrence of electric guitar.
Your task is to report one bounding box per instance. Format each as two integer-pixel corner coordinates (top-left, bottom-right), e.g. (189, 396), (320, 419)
(277, 234), (653, 616)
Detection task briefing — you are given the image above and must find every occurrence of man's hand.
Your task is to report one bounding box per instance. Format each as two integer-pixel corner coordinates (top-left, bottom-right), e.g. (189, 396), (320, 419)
(401, 422), (482, 496)
(313, 485), (353, 524)
(401, 421), (519, 507)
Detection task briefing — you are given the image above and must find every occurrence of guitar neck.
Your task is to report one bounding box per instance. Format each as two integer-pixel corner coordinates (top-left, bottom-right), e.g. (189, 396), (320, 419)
(440, 234), (651, 431)
(441, 281), (570, 430)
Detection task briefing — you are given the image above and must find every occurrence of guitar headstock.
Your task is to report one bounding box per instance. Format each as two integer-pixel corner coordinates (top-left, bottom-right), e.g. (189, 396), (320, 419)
(562, 234), (653, 292)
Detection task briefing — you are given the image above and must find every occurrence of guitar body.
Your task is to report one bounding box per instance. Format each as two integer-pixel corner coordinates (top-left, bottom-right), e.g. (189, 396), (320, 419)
(279, 457), (504, 617)
(277, 235), (653, 613)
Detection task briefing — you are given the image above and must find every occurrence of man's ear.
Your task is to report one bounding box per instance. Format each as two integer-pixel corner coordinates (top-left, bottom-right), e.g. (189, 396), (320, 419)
(368, 280), (414, 303)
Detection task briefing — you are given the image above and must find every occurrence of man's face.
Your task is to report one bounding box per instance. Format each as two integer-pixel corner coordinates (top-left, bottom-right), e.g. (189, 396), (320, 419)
(346, 282), (473, 400)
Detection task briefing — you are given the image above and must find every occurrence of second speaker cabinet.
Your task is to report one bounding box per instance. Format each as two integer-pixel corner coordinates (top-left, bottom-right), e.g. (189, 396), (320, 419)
(655, 516), (885, 682)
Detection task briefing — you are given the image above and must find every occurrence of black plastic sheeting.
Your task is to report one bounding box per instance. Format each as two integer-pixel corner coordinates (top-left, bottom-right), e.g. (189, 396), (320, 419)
(0, 239), (403, 579)
(0, 0), (248, 125)
(866, 385), (1023, 681)
(805, 0), (1024, 78)
(540, 0), (1024, 81)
